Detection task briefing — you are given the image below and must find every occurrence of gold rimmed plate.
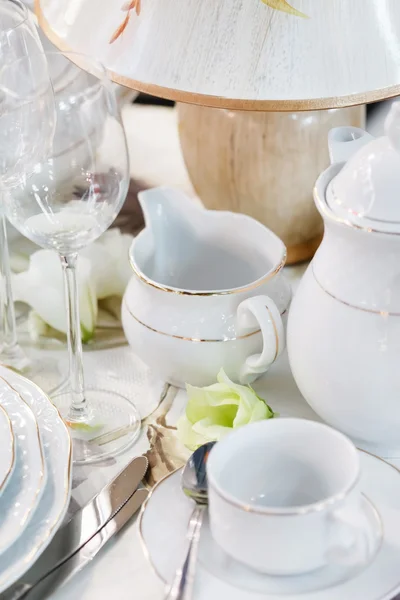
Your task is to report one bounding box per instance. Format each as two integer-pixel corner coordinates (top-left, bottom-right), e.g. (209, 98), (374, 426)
(0, 367), (72, 594)
(0, 404), (15, 496)
(0, 378), (47, 555)
(139, 451), (400, 600)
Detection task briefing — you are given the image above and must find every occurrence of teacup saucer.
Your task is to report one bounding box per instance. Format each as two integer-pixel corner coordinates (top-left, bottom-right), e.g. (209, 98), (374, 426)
(139, 451), (400, 599)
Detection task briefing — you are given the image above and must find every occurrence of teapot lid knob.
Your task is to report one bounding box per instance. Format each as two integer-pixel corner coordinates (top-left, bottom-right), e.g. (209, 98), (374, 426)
(325, 99), (400, 232)
(385, 101), (400, 153)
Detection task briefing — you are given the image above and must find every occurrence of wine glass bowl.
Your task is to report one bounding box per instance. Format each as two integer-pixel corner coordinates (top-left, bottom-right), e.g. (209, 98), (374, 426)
(0, 52), (55, 188)
(8, 151), (128, 254)
(8, 161), (127, 251)
(0, 0), (65, 392)
(7, 55), (128, 253)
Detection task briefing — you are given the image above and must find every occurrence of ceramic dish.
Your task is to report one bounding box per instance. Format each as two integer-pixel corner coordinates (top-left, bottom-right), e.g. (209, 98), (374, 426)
(0, 404), (15, 495)
(124, 187), (291, 388)
(0, 378), (46, 554)
(0, 367), (72, 594)
(140, 451), (400, 600)
(288, 113), (400, 456)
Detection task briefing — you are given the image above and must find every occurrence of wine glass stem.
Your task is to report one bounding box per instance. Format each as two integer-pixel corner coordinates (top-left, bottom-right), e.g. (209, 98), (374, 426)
(0, 210), (29, 368)
(0, 212), (17, 347)
(61, 253), (88, 422)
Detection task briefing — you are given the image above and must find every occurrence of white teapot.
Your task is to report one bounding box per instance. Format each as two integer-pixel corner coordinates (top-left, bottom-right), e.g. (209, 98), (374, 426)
(287, 103), (400, 456)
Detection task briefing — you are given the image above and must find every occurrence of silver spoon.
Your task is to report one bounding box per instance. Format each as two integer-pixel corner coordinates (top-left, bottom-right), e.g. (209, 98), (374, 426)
(165, 441), (216, 600)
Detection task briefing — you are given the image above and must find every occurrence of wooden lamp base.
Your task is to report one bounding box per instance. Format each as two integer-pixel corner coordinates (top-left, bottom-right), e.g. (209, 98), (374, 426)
(177, 105), (365, 264)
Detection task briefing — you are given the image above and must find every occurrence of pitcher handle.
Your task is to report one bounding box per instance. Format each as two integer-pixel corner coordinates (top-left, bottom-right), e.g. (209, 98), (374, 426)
(236, 295), (285, 384)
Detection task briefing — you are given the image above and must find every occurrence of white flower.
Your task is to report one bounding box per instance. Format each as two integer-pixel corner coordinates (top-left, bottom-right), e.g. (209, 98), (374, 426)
(9, 235), (38, 273)
(27, 310), (51, 343)
(80, 229), (133, 299)
(12, 229), (133, 342)
(13, 250), (97, 342)
(177, 368), (277, 451)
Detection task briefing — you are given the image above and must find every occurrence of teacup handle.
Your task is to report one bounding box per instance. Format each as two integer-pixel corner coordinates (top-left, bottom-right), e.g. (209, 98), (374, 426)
(325, 498), (379, 567)
(236, 295), (285, 384)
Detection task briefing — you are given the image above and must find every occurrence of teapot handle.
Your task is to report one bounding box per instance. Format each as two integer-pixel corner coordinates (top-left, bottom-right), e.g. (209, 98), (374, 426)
(236, 295), (285, 384)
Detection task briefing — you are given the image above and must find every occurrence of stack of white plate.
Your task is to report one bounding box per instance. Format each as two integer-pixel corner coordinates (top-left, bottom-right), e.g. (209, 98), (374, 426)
(0, 365), (72, 593)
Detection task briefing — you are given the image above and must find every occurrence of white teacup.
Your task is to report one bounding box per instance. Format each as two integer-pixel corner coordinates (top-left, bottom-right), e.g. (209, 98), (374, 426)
(207, 419), (379, 576)
(122, 187), (291, 387)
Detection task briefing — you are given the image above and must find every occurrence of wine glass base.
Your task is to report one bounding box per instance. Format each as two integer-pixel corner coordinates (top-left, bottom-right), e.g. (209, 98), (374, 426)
(0, 345), (67, 396)
(53, 388), (141, 465)
(27, 356), (68, 396)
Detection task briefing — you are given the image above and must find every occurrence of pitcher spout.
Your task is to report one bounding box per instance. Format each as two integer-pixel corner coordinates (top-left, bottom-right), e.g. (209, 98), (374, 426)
(136, 186), (202, 285)
(138, 186), (200, 231)
(328, 126), (374, 165)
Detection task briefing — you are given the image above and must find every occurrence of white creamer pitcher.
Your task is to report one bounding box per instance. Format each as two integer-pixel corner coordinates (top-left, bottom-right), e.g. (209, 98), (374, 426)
(288, 103), (400, 455)
(122, 187), (291, 387)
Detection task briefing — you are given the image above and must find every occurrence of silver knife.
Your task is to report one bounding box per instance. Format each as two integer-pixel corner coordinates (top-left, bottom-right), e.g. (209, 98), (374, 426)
(5, 488), (149, 600)
(64, 455), (148, 546)
(1, 455), (148, 600)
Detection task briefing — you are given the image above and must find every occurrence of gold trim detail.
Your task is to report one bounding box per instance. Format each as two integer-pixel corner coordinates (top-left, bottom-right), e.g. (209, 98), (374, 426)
(0, 376), (46, 532)
(208, 474), (361, 516)
(208, 442), (361, 516)
(0, 404), (15, 492)
(138, 467), (183, 584)
(314, 178), (400, 237)
(0, 369), (72, 585)
(34, 0), (400, 112)
(312, 266), (400, 317)
(138, 459), (384, 586)
(124, 301), (287, 342)
(361, 448), (400, 472)
(128, 254), (287, 296)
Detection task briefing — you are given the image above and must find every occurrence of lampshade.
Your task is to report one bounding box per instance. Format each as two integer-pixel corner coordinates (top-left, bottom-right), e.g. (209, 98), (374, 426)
(36, 0), (400, 110)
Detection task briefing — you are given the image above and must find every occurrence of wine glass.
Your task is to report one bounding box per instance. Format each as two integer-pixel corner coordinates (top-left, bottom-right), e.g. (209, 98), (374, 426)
(2, 51), (141, 464)
(0, 0), (65, 392)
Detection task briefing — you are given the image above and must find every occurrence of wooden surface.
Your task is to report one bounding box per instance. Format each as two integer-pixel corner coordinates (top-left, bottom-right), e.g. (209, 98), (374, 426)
(177, 104), (366, 263)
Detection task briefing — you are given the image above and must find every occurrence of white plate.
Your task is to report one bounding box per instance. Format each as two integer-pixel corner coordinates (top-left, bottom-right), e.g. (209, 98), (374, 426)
(0, 367), (72, 594)
(140, 452), (400, 600)
(0, 378), (46, 554)
(0, 404), (15, 495)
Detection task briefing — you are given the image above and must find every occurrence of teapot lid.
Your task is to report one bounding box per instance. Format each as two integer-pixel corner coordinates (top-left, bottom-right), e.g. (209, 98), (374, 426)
(326, 102), (400, 233)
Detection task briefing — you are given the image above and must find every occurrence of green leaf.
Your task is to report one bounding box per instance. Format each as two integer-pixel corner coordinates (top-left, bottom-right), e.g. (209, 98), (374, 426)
(81, 323), (95, 344)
